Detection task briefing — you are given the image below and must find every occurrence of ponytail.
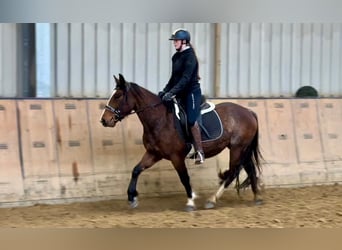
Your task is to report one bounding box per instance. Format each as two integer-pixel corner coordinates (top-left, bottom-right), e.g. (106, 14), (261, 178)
(189, 43), (201, 81)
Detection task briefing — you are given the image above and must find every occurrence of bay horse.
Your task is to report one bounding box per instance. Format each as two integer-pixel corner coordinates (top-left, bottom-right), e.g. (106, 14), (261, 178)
(100, 74), (263, 211)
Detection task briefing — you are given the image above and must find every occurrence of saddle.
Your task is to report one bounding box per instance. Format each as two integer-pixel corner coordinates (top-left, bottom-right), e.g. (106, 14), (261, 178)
(172, 99), (223, 143)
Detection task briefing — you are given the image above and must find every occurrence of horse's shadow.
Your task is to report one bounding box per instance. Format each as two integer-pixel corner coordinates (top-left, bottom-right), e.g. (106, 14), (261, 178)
(88, 191), (260, 213)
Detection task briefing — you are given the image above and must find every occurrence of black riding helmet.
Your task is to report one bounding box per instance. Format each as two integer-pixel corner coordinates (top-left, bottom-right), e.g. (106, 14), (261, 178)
(169, 28), (191, 44)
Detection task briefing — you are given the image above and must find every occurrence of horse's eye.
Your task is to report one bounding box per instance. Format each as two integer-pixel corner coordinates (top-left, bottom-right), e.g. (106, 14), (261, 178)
(113, 94), (121, 100)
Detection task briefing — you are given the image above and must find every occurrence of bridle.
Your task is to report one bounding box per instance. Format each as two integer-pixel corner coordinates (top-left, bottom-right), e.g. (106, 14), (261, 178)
(104, 104), (125, 122)
(104, 101), (162, 123)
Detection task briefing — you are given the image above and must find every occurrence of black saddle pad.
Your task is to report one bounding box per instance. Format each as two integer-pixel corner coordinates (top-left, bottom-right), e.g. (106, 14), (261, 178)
(199, 110), (223, 142)
(173, 102), (223, 143)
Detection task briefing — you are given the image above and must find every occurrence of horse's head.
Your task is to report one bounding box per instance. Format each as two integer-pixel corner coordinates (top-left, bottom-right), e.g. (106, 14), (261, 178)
(100, 74), (135, 127)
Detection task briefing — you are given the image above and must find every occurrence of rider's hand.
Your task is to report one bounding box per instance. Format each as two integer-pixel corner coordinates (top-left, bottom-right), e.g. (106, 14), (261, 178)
(162, 92), (174, 102)
(158, 91), (165, 99)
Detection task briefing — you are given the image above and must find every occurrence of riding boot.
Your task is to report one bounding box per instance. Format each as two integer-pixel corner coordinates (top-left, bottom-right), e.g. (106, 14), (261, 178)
(190, 122), (205, 164)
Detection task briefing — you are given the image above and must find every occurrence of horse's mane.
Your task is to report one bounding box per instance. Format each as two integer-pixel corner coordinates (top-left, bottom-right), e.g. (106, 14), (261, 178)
(129, 82), (158, 99)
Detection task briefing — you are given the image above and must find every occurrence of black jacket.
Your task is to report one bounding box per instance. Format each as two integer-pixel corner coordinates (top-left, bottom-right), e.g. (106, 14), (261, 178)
(163, 47), (200, 98)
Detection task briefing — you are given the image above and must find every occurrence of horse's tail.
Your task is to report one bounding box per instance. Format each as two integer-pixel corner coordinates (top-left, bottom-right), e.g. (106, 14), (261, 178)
(236, 111), (264, 191)
(249, 110), (263, 174)
(219, 110), (263, 185)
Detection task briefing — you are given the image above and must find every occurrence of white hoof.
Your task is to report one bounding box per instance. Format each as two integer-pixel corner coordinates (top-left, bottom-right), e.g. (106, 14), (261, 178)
(129, 197), (138, 209)
(185, 193), (197, 211)
(185, 205), (196, 212)
(205, 200), (216, 209)
(255, 199), (263, 206)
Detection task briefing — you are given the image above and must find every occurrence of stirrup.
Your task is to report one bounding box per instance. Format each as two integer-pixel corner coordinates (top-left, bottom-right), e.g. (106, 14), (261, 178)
(195, 151), (205, 164)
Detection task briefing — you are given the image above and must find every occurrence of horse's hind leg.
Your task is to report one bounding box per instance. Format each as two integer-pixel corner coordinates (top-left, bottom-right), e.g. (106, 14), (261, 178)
(205, 146), (243, 209)
(127, 151), (161, 208)
(243, 161), (263, 205)
(205, 167), (241, 209)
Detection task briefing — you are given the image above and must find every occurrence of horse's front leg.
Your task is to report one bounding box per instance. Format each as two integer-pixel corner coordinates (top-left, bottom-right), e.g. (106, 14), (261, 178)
(171, 157), (196, 212)
(127, 151), (161, 208)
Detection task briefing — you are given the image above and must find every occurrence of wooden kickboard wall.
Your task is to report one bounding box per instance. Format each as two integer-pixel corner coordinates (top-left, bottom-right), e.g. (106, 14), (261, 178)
(0, 98), (341, 207)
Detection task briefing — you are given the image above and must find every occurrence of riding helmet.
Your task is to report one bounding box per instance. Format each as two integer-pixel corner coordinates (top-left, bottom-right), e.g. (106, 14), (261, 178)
(169, 28), (191, 43)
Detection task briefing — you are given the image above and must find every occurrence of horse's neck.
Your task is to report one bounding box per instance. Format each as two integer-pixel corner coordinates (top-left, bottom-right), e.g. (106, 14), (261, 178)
(134, 91), (169, 130)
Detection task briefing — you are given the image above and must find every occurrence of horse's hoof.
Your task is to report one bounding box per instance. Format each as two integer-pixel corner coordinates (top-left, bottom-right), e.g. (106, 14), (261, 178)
(129, 197), (138, 209)
(204, 201), (216, 209)
(254, 199), (263, 206)
(185, 205), (196, 212)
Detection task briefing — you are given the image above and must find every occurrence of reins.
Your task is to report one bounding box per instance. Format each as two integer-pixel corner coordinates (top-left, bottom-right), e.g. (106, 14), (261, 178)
(133, 101), (163, 115)
(105, 101), (163, 122)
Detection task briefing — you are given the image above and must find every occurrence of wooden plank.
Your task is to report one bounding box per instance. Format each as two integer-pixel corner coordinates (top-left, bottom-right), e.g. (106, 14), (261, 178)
(17, 100), (60, 200)
(318, 99), (342, 183)
(299, 162), (328, 185)
(292, 99), (323, 162)
(54, 99), (93, 174)
(265, 99), (297, 164)
(263, 164), (301, 187)
(87, 99), (126, 174)
(292, 99), (327, 184)
(0, 100), (24, 201)
(318, 99), (342, 161)
(17, 100), (58, 177)
(93, 173), (129, 197)
(326, 161), (342, 183)
(53, 99), (96, 198)
(237, 99), (271, 163)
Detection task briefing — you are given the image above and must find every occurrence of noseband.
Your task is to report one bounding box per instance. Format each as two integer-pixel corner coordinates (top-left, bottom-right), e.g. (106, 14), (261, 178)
(104, 105), (125, 122)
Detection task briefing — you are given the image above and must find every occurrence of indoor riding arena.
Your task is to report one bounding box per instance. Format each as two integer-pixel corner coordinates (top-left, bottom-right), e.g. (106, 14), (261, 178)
(0, 23), (342, 228)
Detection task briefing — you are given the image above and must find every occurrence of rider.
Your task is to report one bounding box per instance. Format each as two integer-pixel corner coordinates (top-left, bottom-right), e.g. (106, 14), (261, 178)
(158, 28), (205, 164)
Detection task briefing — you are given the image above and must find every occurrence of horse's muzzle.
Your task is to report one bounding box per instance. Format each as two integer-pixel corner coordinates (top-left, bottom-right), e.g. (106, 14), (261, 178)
(100, 118), (115, 127)
(100, 118), (108, 127)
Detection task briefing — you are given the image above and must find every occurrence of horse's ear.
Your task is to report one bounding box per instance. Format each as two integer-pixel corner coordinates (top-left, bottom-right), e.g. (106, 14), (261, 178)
(119, 74), (126, 84)
(113, 74), (127, 90)
(113, 75), (119, 85)
(117, 73), (131, 91)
